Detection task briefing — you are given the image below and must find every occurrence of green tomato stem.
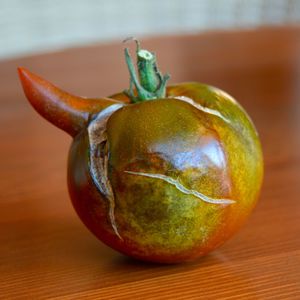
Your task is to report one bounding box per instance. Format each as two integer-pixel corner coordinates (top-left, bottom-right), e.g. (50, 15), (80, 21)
(123, 39), (170, 103)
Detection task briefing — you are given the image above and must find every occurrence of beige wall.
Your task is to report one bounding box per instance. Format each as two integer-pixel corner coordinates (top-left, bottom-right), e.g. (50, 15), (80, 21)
(1, 0), (299, 59)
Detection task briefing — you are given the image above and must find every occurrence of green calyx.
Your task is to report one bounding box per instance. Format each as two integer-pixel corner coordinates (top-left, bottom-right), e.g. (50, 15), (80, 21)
(123, 38), (170, 103)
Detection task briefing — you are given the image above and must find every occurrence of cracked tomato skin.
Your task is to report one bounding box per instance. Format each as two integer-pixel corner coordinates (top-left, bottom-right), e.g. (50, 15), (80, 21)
(68, 82), (263, 263)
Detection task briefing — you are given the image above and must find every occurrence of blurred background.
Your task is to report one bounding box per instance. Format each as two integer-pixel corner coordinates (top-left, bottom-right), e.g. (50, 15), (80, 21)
(1, 0), (300, 60)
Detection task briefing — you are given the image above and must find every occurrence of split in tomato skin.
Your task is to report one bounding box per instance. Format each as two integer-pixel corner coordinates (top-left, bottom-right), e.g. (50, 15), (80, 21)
(19, 41), (263, 264)
(67, 85), (263, 263)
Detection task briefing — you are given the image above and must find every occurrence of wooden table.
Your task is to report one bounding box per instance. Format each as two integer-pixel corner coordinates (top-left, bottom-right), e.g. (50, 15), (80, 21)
(1, 26), (300, 299)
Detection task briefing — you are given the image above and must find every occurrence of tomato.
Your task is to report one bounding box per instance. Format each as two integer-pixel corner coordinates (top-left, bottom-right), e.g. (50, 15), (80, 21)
(18, 41), (263, 263)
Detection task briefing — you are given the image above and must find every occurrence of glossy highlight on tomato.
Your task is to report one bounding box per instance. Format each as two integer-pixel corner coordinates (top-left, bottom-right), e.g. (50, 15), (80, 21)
(18, 41), (263, 263)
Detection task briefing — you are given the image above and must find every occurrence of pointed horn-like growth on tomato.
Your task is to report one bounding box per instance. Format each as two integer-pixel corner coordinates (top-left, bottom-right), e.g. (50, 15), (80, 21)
(18, 67), (121, 137)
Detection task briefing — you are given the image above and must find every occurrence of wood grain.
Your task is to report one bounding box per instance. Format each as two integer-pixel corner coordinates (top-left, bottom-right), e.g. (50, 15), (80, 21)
(1, 26), (300, 299)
